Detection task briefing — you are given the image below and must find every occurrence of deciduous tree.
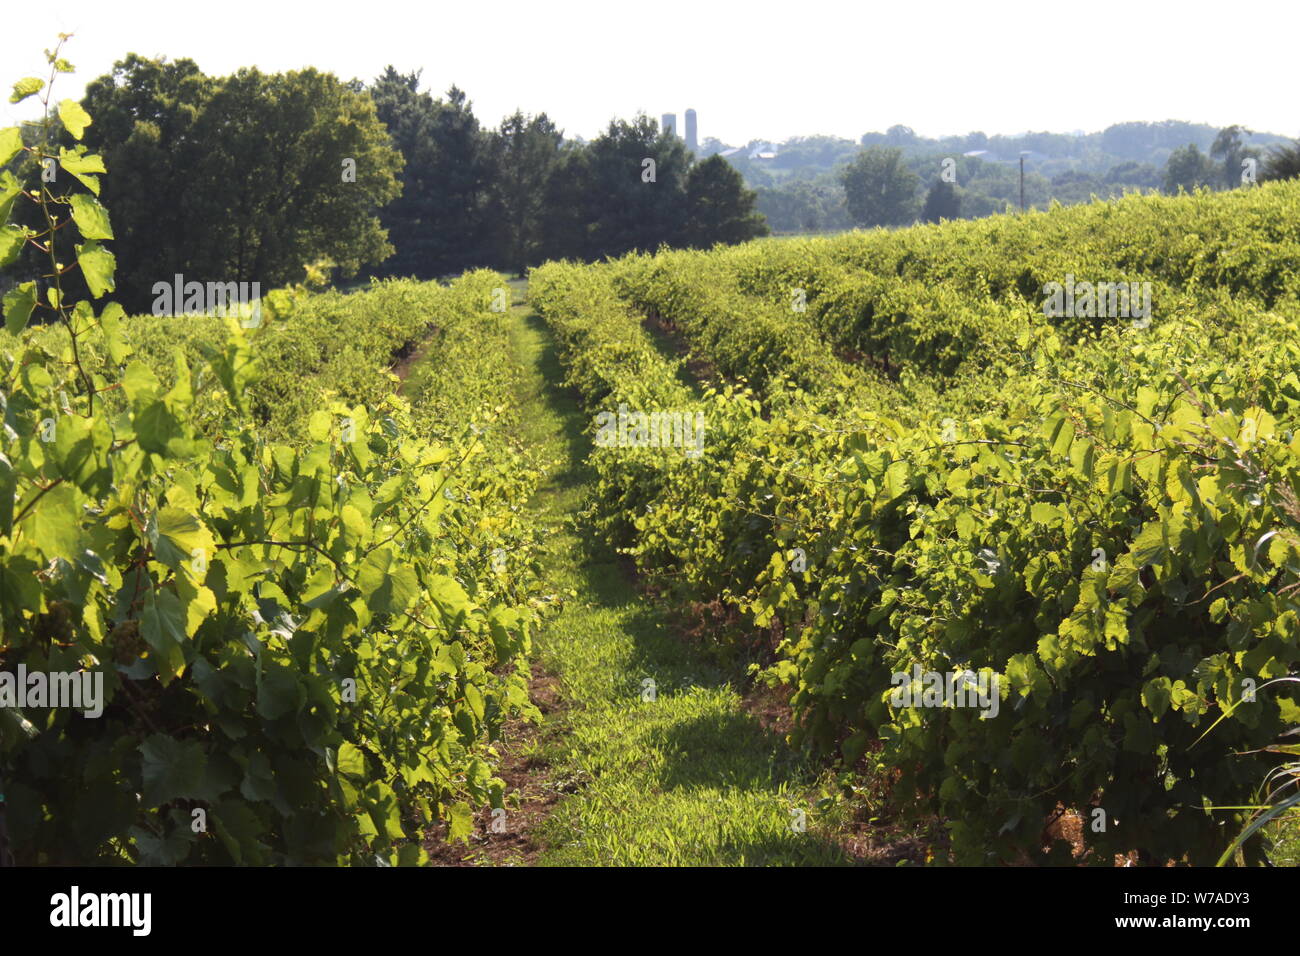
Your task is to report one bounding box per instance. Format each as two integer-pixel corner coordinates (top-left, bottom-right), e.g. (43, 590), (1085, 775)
(840, 146), (919, 227)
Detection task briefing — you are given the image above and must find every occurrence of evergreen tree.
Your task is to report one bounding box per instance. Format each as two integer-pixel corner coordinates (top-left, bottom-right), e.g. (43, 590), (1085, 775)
(367, 68), (442, 278)
(486, 111), (564, 274)
(921, 179), (961, 223)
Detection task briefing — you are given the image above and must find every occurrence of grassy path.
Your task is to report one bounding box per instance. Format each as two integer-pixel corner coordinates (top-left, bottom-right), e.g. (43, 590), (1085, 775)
(498, 287), (854, 866)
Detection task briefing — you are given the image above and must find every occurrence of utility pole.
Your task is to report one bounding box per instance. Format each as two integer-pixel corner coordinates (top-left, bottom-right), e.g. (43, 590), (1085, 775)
(1019, 154), (1025, 212)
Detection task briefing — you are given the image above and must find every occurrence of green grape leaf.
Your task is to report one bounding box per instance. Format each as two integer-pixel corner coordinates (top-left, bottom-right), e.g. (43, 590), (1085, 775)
(139, 734), (207, 807)
(1142, 677), (1173, 720)
(134, 401), (192, 458)
(122, 360), (162, 404)
(445, 801), (474, 842)
(0, 170), (22, 223)
(141, 588), (188, 686)
(3, 281), (36, 333)
(150, 505), (215, 575)
(0, 224), (27, 270)
(256, 665), (301, 721)
(58, 147), (106, 195)
(98, 301), (132, 363)
(336, 742), (366, 779)
(427, 574), (472, 628)
(307, 410), (332, 441)
(28, 482), (83, 560)
(9, 78), (44, 104)
(76, 240), (116, 297)
(0, 127), (23, 168)
(69, 193), (113, 239)
(212, 800), (266, 865)
(57, 98), (92, 140)
(355, 548), (419, 614)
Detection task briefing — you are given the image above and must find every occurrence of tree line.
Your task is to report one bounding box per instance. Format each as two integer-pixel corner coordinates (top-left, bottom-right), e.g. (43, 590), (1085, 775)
(833, 127), (1300, 231)
(2, 56), (768, 313)
(723, 123), (1300, 233)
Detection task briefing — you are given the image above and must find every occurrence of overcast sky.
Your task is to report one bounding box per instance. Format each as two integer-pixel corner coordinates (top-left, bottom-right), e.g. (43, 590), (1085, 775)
(3, 0), (1297, 145)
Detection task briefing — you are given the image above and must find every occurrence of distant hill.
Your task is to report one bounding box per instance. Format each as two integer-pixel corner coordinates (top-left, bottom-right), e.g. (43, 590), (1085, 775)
(701, 122), (1295, 234)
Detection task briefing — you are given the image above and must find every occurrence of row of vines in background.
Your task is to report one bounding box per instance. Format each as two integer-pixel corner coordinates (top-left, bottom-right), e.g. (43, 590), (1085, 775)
(529, 180), (1300, 864)
(1, 47), (547, 864)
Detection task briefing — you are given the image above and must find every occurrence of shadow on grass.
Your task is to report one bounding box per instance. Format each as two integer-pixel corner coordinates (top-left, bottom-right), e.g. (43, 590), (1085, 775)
(524, 308), (857, 866)
(563, 494), (851, 864)
(711, 833), (854, 866)
(646, 708), (807, 791)
(521, 311), (593, 496)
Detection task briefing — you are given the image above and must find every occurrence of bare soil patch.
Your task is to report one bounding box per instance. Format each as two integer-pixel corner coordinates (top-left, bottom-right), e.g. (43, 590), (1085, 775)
(422, 663), (567, 866)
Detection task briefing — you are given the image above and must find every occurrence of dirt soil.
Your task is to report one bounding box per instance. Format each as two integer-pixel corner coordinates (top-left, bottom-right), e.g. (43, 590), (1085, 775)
(389, 327), (438, 383)
(422, 664), (567, 866)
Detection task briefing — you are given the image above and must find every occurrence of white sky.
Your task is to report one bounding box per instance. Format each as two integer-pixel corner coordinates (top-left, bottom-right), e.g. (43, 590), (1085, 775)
(3, 0), (1298, 145)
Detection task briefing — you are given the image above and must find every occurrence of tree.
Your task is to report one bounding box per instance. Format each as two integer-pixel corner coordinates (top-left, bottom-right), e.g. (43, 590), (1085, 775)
(79, 55), (214, 312)
(424, 86), (495, 274)
(78, 57), (400, 311)
(1210, 125), (1259, 188)
(885, 124), (917, 146)
(1163, 143), (1216, 194)
(366, 68), (443, 278)
(1102, 120), (1216, 161)
(839, 146), (920, 227)
(187, 68), (401, 290)
(368, 71), (496, 278)
(486, 111), (564, 274)
(1261, 139), (1300, 182)
(550, 115), (691, 260)
(1046, 169), (1108, 204)
(698, 136), (732, 157)
(683, 155), (769, 247)
(770, 135), (858, 170)
(1104, 161), (1161, 189)
(755, 175), (851, 234)
(539, 145), (594, 261)
(920, 179), (960, 223)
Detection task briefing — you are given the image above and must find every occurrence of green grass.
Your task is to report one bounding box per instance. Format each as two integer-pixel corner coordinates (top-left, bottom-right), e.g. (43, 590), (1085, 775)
(500, 292), (853, 866)
(1267, 813), (1300, 866)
